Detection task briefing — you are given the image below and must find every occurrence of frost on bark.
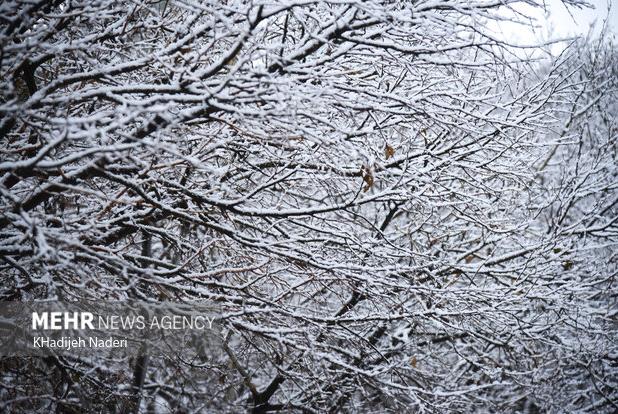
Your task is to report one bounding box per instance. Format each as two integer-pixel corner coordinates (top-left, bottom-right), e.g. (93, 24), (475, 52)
(0, 0), (616, 412)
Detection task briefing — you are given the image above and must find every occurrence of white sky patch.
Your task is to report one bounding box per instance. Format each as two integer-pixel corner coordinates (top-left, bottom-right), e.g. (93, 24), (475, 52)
(486, 0), (617, 55)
